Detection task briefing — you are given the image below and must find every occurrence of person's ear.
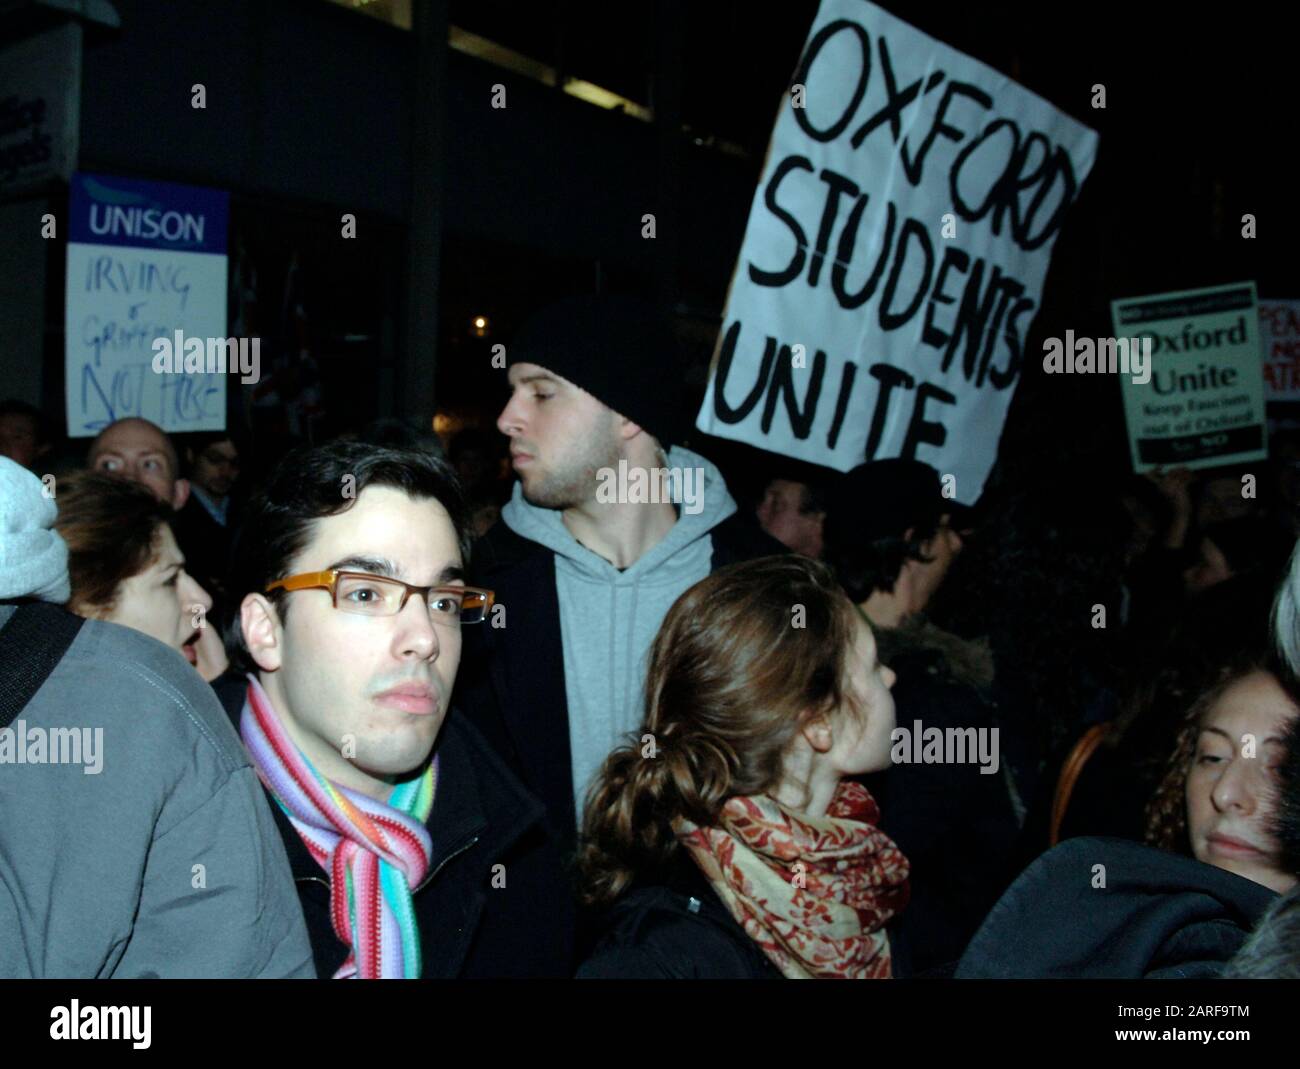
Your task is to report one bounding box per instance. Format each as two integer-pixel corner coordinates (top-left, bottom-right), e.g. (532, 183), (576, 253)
(171, 477), (191, 511)
(241, 593), (284, 672)
(799, 712), (835, 754)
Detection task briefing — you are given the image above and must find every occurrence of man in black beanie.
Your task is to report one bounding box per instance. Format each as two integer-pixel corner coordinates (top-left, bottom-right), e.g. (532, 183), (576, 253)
(457, 294), (781, 966)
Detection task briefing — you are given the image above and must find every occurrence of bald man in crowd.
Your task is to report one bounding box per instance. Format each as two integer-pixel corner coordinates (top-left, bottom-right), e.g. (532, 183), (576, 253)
(88, 417), (191, 510)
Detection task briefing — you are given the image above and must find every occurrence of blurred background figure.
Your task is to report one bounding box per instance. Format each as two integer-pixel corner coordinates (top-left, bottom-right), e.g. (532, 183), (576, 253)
(754, 466), (829, 559)
(1182, 516), (1294, 597)
(0, 399), (53, 472)
(174, 431), (245, 604)
(350, 416), (447, 458)
(1269, 429), (1300, 538)
(822, 458), (1014, 975)
(448, 427), (504, 497)
(448, 428), (508, 539)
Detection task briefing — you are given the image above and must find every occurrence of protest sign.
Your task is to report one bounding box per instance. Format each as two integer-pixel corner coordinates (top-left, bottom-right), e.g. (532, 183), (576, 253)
(65, 172), (230, 436)
(1259, 299), (1300, 402)
(695, 0), (1098, 503)
(1111, 282), (1267, 472)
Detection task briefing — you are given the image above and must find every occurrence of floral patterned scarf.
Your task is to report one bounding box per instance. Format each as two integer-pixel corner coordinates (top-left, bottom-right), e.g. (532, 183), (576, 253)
(676, 780), (909, 978)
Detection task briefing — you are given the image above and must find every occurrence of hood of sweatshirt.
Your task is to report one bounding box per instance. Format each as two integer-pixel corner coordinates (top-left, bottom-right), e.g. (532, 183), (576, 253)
(500, 444), (737, 814)
(500, 444), (737, 577)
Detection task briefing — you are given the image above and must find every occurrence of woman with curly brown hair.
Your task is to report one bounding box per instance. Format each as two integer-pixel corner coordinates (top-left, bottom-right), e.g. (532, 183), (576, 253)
(575, 555), (910, 979)
(1146, 655), (1299, 895)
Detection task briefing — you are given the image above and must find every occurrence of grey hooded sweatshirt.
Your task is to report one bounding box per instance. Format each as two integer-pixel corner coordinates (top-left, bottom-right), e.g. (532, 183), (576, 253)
(500, 445), (737, 810)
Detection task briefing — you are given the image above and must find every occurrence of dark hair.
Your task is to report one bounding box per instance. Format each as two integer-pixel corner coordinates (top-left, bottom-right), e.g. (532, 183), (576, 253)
(795, 480), (827, 517)
(0, 399), (51, 446)
(224, 441), (472, 673)
(182, 431), (240, 472)
(758, 461), (831, 517)
(577, 555), (868, 908)
(53, 471), (175, 614)
(929, 473), (1129, 771)
(1202, 517), (1294, 580)
(825, 523), (940, 601)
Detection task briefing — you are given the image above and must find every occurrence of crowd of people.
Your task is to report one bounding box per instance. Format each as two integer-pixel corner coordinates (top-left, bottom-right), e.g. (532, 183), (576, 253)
(1, 293), (1298, 979)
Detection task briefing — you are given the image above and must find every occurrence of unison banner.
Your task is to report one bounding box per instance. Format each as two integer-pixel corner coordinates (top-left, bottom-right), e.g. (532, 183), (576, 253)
(65, 172), (229, 436)
(695, 0), (1098, 503)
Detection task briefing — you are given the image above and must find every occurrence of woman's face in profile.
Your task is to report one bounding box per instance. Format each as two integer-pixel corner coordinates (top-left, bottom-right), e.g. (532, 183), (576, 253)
(102, 524), (212, 666)
(1185, 670), (1298, 894)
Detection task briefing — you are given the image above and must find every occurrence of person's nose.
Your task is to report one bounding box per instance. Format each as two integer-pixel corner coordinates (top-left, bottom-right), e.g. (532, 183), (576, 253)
(883, 664), (897, 689)
(182, 573), (213, 612)
(1211, 756), (1256, 816)
(394, 592), (440, 662)
(497, 392), (524, 438)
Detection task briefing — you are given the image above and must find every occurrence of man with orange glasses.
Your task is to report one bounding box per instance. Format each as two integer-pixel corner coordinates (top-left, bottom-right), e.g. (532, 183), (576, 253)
(220, 439), (571, 977)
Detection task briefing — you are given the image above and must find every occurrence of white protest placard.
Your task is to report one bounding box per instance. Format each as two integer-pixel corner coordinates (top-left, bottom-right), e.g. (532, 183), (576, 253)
(695, 0), (1098, 503)
(65, 172), (231, 436)
(1259, 299), (1300, 402)
(1111, 282), (1267, 472)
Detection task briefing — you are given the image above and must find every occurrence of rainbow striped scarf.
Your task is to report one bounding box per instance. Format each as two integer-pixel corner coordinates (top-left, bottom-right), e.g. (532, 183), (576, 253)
(240, 676), (438, 979)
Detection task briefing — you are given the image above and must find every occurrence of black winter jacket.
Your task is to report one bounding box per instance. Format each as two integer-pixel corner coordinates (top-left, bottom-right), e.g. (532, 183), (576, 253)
(577, 855), (783, 979)
(862, 620), (1018, 975)
(217, 677), (572, 978)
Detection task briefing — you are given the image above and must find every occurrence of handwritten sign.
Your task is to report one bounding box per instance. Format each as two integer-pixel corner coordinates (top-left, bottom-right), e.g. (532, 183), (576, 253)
(64, 172), (229, 436)
(1111, 282), (1267, 472)
(694, 0), (1098, 503)
(1259, 299), (1300, 402)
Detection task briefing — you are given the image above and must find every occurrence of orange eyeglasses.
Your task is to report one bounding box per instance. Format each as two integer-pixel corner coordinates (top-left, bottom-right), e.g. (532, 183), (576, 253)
(265, 570), (494, 625)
